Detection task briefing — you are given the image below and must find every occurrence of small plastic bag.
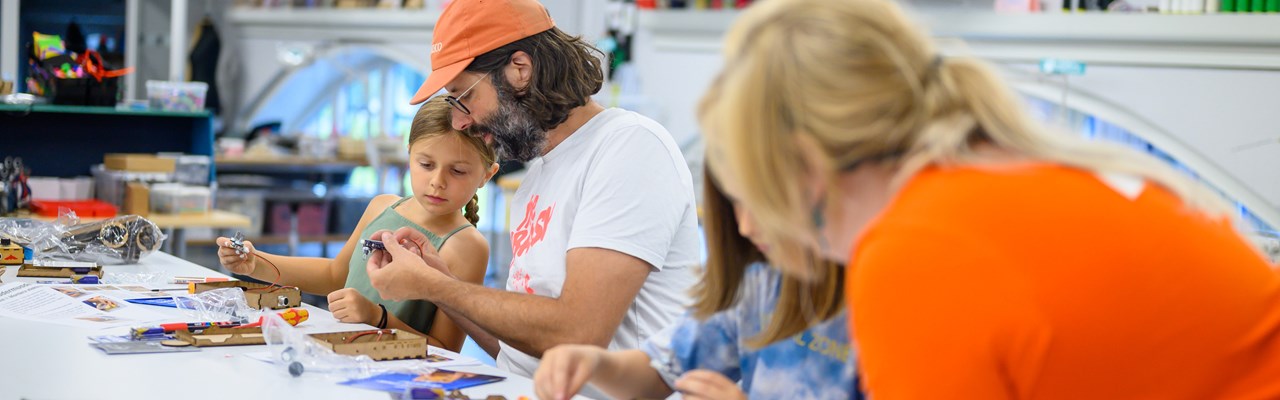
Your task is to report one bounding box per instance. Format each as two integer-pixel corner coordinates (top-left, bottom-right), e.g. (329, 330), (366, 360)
(0, 210), (166, 265)
(261, 311), (380, 380)
(175, 287), (256, 323)
(101, 271), (167, 285)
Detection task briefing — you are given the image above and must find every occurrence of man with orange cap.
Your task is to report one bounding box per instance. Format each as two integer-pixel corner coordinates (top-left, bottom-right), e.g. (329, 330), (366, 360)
(364, 0), (700, 390)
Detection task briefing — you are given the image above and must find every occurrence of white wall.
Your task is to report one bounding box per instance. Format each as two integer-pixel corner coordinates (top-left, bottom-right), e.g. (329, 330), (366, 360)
(631, 25), (721, 147)
(132, 0), (205, 96)
(0, 0), (18, 83)
(628, 12), (1280, 227)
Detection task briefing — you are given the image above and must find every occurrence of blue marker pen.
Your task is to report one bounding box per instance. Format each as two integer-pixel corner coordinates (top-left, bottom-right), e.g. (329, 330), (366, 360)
(129, 327), (169, 340)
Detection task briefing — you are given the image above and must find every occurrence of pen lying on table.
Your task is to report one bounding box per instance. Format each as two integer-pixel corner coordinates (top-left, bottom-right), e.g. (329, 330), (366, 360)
(128, 308), (309, 340)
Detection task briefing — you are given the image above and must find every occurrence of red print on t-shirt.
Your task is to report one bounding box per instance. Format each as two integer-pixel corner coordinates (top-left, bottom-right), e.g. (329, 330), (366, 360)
(511, 195), (554, 257)
(509, 195), (554, 295)
(510, 260), (535, 295)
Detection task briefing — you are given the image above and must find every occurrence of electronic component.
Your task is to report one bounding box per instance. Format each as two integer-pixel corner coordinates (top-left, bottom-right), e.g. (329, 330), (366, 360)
(361, 239), (386, 258)
(229, 231), (248, 256)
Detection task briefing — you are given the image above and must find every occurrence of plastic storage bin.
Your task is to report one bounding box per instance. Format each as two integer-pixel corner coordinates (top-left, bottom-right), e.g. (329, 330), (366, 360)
(146, 80), (208, 112)
(150, 184), (210, 214)
(215, 189), (265, 236)
(158, 154), (211, 186)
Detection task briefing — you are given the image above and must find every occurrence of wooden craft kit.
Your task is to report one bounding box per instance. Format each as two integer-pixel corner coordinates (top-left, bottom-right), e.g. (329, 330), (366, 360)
(309, 329), (427, 361)
(189, 280), (301, 310)
(16, 260), (103, 279)
(171, 326), (265, 347)
(0, 238), (23, 265)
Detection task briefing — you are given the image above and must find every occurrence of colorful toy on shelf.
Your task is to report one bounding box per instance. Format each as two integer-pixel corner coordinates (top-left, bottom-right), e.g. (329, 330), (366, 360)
(146, 80), (208, 112)
(33, 32), (65, 60)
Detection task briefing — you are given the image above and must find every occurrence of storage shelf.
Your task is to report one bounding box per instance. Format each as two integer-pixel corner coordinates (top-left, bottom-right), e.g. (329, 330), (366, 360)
(922, 12), (1280, 45)
(0, 104), (210, 118)
(187, 234), (350, 246)
(227, 7), (440, 42)
(638, 10), (1280, 69)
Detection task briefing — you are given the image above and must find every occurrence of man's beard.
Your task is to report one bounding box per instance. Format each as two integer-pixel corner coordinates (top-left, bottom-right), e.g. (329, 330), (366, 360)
(473, 78), (546, 162)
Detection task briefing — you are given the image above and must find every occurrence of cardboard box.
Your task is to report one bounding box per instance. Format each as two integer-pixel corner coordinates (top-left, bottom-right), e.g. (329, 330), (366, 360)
(309, 329), (427, 361)
(104, 154), (176, 173)
(125, 183), (150, 215)
(190, 280), (301, 310)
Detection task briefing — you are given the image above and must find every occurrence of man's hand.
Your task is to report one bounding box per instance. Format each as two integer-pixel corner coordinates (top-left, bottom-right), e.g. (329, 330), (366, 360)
(366, 231), (453, 301)
(327, 288), (379, 326)
(389, 227), (455, 278)
(675, 370), (746, 400)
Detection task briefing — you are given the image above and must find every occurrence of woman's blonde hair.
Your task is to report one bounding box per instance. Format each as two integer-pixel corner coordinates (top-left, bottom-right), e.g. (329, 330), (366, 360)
(410, 98), (497, 226)
(700, 0), (1230, 274)
(694, 166), (843, 348)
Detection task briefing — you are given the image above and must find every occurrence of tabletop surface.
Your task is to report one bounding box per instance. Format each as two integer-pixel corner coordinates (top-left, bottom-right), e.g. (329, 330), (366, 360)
(0, 252), (553, 400)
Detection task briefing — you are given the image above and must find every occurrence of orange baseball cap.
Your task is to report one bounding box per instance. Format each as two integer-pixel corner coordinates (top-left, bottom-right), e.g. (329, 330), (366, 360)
(410, 0), (556, 105)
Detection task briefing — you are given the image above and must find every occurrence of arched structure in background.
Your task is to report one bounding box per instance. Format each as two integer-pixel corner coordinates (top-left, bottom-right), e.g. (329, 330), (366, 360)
(1009, 76), (1279, 236)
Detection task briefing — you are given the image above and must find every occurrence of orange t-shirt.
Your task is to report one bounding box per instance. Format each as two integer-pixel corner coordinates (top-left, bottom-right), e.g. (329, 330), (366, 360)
(848, 164), (1280, 399)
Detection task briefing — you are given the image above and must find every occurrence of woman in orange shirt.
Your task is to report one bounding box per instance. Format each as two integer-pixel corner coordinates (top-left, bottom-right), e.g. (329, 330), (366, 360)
(698, 0), (1280, 398)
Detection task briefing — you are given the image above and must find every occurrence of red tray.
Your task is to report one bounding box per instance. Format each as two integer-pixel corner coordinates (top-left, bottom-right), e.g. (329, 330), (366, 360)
(30, 200), (118, 218)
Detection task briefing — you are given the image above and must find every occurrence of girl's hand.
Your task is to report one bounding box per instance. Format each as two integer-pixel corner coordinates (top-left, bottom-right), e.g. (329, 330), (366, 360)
(675, 370), (746, 400)
(534, 344), (608, 400)
(215, 236), (257, 275)
(327, 288), (380, 326)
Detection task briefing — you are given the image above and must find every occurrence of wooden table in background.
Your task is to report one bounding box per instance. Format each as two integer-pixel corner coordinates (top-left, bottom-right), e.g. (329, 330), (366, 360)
(147, 211), (252, 259)
(32, 210), (252, 260)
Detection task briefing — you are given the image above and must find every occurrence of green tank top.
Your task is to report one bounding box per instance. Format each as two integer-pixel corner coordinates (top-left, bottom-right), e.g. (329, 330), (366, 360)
(345, 197), (472, 335)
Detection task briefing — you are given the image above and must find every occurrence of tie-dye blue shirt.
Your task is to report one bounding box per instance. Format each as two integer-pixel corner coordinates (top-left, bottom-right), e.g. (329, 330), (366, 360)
(641, 263), (857, 399)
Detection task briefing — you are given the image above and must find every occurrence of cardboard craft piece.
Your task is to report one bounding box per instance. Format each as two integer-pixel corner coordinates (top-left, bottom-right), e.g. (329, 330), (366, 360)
(309, 329), (427, 361)
(174, 326), (265, 347)
(190, 280), (301, 310)
(17, 262), (104, 278)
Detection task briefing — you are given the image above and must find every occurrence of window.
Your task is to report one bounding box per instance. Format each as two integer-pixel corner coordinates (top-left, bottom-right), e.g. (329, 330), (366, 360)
(1026, 97), (1277, 237)
(299, 63), (426, 195)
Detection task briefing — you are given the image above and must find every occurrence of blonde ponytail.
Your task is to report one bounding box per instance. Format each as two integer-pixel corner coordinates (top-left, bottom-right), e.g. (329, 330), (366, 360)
(702, 0), (1232, 277)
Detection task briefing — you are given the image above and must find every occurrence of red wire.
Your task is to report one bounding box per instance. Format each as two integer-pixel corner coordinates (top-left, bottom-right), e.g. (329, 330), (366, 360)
(245, 252), (291, 293)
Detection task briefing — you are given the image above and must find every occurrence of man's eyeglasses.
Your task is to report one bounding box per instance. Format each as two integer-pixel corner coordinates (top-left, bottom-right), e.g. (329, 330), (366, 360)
(444, 72), (489, 115)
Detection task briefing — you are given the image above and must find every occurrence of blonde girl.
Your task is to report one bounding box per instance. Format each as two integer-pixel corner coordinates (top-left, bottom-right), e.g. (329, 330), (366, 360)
(217, 98), (497, 352)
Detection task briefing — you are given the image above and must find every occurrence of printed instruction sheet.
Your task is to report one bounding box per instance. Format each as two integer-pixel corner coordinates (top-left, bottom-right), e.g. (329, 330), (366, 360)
(0, 282), (169, 329)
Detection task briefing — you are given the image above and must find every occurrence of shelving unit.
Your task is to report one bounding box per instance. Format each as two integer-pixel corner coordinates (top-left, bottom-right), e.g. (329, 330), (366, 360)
(638, 10), (1280, 70)
(226, 7), (440, 42)
(0, 104), (213, 178)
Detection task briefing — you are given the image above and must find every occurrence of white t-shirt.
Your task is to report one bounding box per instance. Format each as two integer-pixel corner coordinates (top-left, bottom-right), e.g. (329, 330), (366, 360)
(497, 108), (701, 379)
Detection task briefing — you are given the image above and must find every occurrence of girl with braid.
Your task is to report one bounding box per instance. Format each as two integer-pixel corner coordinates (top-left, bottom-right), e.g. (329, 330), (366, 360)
(216, 98), (497, 351)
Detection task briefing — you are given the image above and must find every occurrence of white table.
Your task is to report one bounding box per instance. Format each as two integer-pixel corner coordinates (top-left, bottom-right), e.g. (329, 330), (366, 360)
(0, 252), (546, 400)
